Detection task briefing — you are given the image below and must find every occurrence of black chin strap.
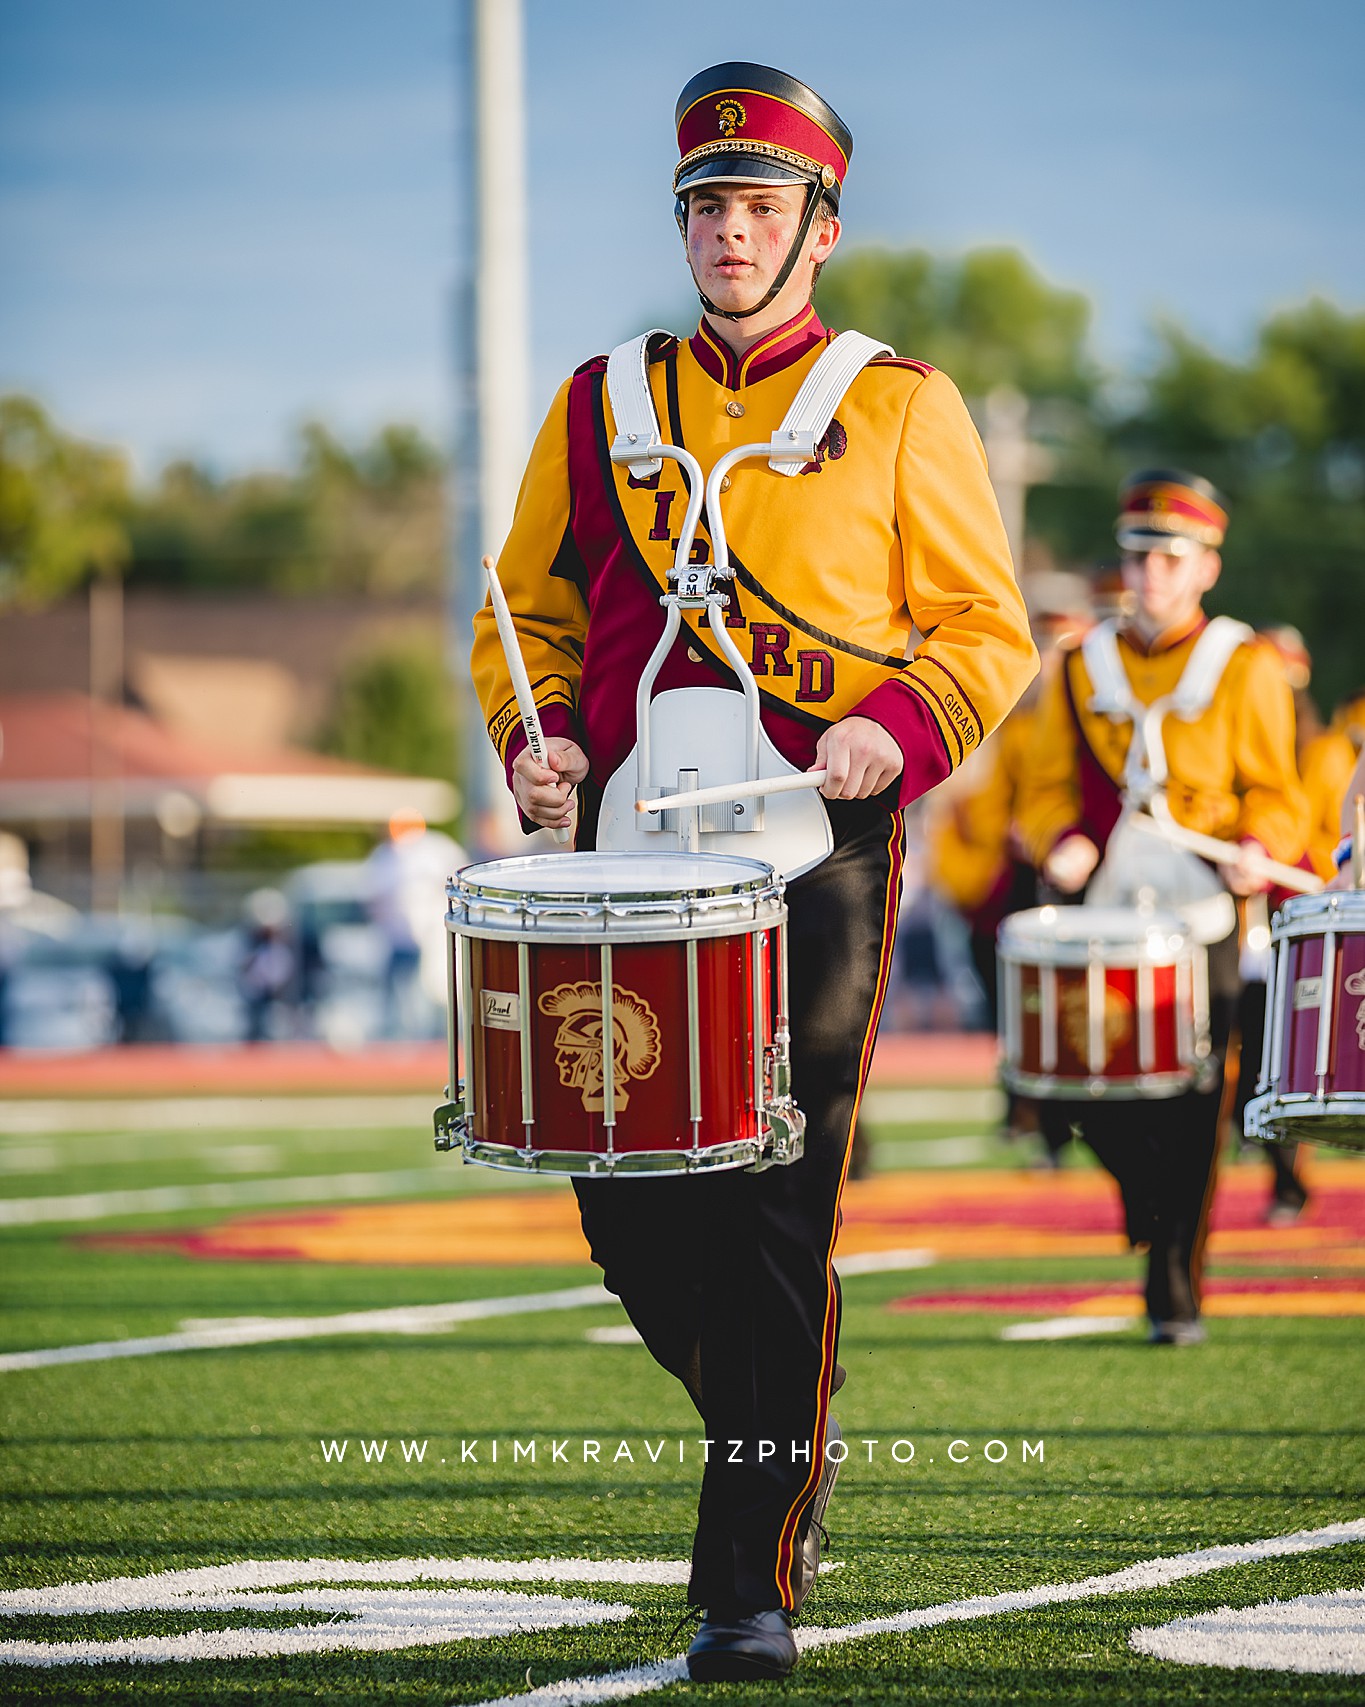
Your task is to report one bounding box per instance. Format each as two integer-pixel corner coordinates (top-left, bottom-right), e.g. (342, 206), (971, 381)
(677, 180), (827, 322)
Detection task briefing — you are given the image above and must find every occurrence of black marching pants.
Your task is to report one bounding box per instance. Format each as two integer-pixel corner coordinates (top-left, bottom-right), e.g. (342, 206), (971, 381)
(1057, 926), (1241, 1325)
(573, 799), (905, 1613)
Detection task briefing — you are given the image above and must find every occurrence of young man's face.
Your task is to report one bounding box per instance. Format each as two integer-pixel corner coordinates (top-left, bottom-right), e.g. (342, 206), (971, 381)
(684, 183), (839, 320)
(1120, 544), (1221, 632)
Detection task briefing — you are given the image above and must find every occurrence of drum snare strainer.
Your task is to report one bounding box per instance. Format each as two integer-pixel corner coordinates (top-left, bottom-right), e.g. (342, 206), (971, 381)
(434, 851), (805, 1175)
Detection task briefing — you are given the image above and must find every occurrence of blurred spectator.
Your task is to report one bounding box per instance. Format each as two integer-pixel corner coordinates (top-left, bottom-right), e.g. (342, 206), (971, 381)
(238, 887), (295, 1043)
(363, 810), (466, 1040)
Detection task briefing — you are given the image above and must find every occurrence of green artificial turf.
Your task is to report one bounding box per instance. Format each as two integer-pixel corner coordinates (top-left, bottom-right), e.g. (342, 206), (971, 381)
(0, 1105), (1360, 1703)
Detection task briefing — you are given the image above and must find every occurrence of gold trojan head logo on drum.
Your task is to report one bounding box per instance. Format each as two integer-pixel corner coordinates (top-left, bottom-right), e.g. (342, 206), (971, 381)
(1059, 982), (1133, 1066)
(538, 982), (662, 1111)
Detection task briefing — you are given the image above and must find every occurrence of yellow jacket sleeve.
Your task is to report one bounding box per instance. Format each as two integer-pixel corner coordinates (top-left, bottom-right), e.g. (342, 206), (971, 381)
(868, 372), (1038, 773)
(1300, 731), (1357, 878)
(470, 378), (587, 765)
(1227, 641), (1311, 863)
(1015, 651), (1085, 865)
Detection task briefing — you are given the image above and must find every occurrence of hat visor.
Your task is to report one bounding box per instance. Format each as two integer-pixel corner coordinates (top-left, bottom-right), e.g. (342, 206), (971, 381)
(675, 153), (813, 196)
(1116, 527), (1202, 557)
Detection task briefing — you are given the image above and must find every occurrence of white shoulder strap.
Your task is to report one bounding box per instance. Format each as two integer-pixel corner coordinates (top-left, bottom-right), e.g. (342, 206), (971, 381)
(1081, 620), (1132, 718)
(769, 330), (896, 476)
(1169, 615), (1255, 718)
(605, 330), (674, 478)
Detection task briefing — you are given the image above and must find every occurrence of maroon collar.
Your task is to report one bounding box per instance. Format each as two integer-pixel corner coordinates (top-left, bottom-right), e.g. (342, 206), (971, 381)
(1119, 612), (1208, 657)
(689, 305), (830, 390)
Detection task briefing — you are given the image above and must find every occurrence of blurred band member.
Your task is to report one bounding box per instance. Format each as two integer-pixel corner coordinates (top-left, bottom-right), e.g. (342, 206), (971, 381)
(1016, 470), (1309, 1344)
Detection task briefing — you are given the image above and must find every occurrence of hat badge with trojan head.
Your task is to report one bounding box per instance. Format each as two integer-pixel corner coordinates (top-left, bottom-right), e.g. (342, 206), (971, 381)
(715, 99), (747, 137)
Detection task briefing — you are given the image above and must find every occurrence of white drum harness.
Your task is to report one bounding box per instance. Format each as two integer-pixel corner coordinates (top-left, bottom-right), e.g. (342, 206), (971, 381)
(595, 329), (894, 879)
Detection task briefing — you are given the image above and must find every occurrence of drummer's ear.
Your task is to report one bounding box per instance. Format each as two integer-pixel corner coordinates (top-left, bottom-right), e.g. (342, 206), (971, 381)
(1197, 549), (1222, 596)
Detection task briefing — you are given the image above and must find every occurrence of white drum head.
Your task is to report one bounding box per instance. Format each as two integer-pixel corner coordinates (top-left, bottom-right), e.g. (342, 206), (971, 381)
(1001, 904), (1188, 956)
(457, 850), (774, 900)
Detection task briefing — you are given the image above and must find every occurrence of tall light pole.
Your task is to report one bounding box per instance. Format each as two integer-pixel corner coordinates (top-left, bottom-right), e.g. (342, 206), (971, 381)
(450, 0), (532, 856)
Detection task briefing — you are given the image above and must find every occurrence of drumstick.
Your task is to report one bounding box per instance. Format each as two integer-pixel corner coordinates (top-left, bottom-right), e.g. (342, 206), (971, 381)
(1128, 812), (1323, 895)
(483, 555), (572, 846)
(1353, 794), (1364, 889)
(638, 769), (829, 815)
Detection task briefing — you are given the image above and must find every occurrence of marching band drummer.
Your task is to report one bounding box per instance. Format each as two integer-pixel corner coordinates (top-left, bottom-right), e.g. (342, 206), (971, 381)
(1015, 470), (1309, 1346)
(471, 62), (1036, 1681)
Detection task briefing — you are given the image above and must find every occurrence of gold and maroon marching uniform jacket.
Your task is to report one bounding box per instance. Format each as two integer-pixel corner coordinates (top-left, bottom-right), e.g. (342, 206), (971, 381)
(1016, 614), (1309, 867)
(472, 308), (1037, 810)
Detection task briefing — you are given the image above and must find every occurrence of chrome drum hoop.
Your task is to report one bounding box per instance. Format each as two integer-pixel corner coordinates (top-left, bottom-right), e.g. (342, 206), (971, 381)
(1001, 1065), (1194, 1102)
(1244, 1089), (1365, 1152)
(447, 852), (786, 945)
(1268, 889), (1365, 942)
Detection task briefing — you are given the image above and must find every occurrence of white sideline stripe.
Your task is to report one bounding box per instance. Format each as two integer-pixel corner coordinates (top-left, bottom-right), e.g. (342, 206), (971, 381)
(1130, 1588), (1365, 1673)
(0, 1095), (437, 1136)
(860, 1088), (1003, 1123)
(0, 1087), (1003, 1139)
(1001, 1316), (1134, 1341)
(0, 1285), (612, 1373)
(0, 1557), (691, 1614)
(0, 1167), (469, 1226)
(468, 1520), (1365, 1707)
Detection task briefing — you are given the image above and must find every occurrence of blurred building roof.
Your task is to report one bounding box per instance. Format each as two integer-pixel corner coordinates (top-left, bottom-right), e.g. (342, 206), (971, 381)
(0, 693), (456, 828)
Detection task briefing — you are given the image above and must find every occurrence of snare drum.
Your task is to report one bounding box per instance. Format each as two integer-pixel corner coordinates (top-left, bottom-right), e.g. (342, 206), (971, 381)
(1244, 890), (1365, 1150)
(433, 852), (805, 1175)
(997, 905), (1212, 1099)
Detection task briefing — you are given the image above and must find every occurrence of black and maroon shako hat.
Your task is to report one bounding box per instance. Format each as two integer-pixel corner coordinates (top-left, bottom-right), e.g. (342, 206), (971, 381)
(673, 62), (853, 320)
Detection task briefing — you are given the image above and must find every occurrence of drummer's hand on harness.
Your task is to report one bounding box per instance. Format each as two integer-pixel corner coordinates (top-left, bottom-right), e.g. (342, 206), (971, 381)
(1043, 834), (1099, 894)
(512, 738), (589, 831)
(814, 717), (903, 800)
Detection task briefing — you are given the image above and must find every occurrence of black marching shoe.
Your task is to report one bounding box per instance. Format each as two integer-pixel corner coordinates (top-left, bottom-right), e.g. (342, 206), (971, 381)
(686, 1608), (798, 1682)
(794, 1416), (842, 1610)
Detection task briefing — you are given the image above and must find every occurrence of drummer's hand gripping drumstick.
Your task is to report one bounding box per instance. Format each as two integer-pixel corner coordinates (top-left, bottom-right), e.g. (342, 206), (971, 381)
(1129, 810), (1323, 895)
(483, 555), (572, 845)
(638, 769), (829, 816)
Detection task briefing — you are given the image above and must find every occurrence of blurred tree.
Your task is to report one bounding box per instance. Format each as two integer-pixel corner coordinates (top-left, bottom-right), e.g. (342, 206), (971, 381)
(122, 420), (447, 595)
(816, 246), (1114, 566)
(0, 395), (131, 604)
(320, 634), (458, 796)
(816, 245), (1099, 402)
(1116, 300), (1365, 712)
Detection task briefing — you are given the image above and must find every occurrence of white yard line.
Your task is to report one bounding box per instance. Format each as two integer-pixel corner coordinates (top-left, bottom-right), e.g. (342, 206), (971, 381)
(1130, 1587), (1365, 1673)
(468, 1519), (1365, 1707)
(1001, 1316), (1134, 1341)
(0, 1285), (613, 1373)
(0, 1166), (474, 1227)
(835, 1249), (935, 1276)
(0, 1249), (935, 1373)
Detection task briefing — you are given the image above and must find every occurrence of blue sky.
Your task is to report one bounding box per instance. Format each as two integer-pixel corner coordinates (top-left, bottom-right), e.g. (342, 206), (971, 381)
(1, 0), (1362, 475)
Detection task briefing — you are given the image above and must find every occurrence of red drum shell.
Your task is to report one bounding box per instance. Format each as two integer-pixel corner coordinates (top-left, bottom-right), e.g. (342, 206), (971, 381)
(1246, 891), (1365, 1150)
(998, 905), (1207, 1100)
(470, 932), (770, 1154)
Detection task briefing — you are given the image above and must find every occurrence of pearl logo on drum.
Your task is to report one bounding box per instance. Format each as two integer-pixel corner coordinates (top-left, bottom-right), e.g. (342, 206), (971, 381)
(480, 991), (521, 1031)
(538, 981), (662, 1112)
